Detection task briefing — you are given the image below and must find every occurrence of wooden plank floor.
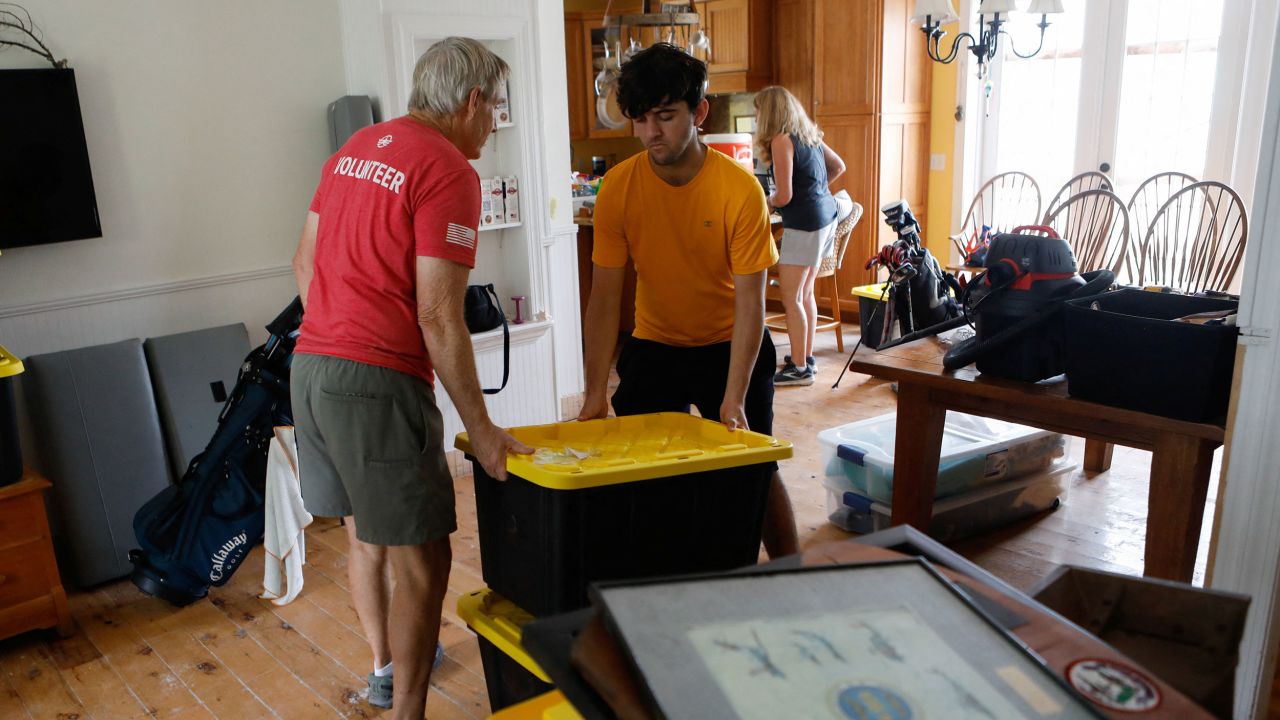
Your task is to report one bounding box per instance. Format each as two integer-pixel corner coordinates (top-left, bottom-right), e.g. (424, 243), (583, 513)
(0, 325), (1230, 719)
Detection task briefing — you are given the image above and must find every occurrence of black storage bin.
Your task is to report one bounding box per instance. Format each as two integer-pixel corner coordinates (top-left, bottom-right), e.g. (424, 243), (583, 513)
(1064, 289), (1238, 423)
(0, 349), (24, 487)
(471, 461), (772, 616)
(458, 413), (789, 617)
(853, 284), (894, 349)
(457, 588), (555, 711)
(477, 634), (553, 711)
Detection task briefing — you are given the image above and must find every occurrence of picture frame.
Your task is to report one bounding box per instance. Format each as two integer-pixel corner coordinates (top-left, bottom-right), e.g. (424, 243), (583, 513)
(592, 559), (1106, 720)
(733, 115), (755, 134)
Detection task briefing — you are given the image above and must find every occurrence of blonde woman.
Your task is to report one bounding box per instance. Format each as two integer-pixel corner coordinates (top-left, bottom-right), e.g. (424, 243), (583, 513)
(754, 86), (846, 386)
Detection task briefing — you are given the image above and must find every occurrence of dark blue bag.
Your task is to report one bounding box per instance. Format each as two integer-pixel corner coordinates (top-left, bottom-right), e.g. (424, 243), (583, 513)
(129, 298), (303, 606)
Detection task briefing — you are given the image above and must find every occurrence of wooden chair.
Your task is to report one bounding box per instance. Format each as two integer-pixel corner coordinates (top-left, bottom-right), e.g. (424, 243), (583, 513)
(1043, 170), (1114, 223)
(1044, 188), (1132, 276)
(766, 202), (865, 352)
(949, 171), (1042, 261)
(1126, 171), (1199, 281)
(1138, 180), (1248, 293)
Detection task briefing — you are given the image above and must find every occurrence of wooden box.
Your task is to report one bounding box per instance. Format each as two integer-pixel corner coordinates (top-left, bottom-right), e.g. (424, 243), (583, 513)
(1029, 565), (1249, 719)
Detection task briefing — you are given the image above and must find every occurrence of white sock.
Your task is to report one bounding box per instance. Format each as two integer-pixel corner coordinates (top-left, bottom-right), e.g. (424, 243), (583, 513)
(374, 660), (393, 677)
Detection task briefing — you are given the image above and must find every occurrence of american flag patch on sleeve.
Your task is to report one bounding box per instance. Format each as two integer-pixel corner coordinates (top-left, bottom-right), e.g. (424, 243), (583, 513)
(444, 223), (477, 250)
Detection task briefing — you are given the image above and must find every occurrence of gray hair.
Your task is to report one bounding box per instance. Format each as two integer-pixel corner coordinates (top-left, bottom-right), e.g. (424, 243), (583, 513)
(408, 37), (510, 115)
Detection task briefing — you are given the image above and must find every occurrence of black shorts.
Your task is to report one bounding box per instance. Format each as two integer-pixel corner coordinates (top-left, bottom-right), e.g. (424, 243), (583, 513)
(611, 331), (777, 438)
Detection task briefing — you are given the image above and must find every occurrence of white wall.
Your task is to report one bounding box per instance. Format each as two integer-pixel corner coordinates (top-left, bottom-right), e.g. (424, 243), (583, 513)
(0, 0), (346, 354)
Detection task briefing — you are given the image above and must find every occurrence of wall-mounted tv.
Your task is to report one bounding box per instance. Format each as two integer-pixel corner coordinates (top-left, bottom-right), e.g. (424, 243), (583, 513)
(0, 68), (102, 249)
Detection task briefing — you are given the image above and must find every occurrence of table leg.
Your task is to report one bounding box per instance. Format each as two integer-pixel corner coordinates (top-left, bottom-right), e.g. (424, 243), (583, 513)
(1084, 439), (1114, 472)
(889, 382), (947, 532)
(1144, 433), (1217, 581)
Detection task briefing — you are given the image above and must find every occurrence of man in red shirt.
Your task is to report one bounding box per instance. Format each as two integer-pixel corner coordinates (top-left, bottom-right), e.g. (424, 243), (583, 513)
(291, 37), (529, 718)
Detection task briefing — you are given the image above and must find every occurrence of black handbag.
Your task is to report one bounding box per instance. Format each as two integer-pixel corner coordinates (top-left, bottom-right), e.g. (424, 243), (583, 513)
(463, 283), (509, 394)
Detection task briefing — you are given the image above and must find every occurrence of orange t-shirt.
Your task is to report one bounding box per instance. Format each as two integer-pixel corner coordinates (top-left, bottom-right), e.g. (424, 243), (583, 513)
(592, 148), (777, 347)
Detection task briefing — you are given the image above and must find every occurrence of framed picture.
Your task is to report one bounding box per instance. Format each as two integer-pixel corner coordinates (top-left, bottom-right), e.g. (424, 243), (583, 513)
(733, 115), (755, 134)
(593, 560), (1106, 720)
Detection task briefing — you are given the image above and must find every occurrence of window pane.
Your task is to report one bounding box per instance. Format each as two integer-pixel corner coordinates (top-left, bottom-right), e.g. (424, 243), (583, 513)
(1112, 0), (1223, 199)
(992, 0), (1087, 192)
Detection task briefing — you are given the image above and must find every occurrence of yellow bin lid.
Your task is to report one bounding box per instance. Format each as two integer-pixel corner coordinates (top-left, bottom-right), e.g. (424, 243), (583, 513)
(455, 412), (792, 490)
(850, 283), (891, 301)
(489, 690), (582, 720)
(457, 588), (551, 684)
(0, 345), (24, 379)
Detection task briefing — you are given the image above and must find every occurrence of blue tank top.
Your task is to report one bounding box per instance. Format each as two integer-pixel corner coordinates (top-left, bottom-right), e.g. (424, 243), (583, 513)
(775, 133), (837, 232)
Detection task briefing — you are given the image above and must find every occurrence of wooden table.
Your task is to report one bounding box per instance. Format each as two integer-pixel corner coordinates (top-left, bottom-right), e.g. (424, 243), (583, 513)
(847, 335), (1225, 582)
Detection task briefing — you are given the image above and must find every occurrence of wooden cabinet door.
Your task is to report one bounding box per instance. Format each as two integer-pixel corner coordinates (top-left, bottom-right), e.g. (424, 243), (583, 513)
(878, 112), (931, 249)
(565, 16), (587, 140)
(818, 113), (881, 303)
(813, 0), (881, 116)
(705, 0), (750, 73)
(881, 0), (932, 115)
(774, 0), (815, 115)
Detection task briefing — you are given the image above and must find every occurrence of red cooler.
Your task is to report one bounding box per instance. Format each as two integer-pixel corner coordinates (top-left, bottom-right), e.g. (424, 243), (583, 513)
(703, 133), (754, 172)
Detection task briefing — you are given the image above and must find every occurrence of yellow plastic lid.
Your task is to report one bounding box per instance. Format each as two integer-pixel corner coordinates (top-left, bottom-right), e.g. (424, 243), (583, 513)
(488, 690), (583, 720)
(0, 345), (24, 379)
(457, 588), (551, 684)
(850, 283), (891, 301)
(454, 412), (792, 490)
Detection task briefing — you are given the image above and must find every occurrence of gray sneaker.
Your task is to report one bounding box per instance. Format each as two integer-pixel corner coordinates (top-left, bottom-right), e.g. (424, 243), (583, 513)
(366, 645), (441, 709)
(806, 355), (817, 373)
(366, 672), (393, 709)
(774, 363), (814, 387)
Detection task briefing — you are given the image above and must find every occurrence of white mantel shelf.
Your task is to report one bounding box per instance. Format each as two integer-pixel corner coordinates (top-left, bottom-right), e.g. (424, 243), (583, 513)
(469, 317), (552, 351)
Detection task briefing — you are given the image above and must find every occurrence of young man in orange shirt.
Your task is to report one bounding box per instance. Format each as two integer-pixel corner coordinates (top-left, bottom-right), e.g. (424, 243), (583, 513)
(578, 43), (799, 558)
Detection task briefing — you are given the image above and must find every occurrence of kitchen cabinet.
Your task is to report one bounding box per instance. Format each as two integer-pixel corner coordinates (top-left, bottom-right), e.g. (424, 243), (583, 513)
(565, 11), (634, 139)
(566, 2), (771, 119)
(696, 0), (772, 94)
(775, 0), (931, 314)
(566, 17), (587, 140)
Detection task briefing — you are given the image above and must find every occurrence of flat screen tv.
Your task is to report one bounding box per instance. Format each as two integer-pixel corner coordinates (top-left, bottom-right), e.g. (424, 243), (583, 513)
(0, 68), (102, 249)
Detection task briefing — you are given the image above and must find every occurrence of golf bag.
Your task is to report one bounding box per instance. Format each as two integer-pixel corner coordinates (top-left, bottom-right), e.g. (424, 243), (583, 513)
(866, 199), (962, 344)
(129, 297), (304, 606)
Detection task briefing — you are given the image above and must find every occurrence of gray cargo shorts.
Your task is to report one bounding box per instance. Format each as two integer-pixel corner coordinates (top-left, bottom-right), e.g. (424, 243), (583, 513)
(290, 353), (456, 546)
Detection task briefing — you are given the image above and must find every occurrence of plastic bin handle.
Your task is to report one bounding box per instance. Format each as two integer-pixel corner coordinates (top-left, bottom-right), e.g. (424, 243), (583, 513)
(836, 444), (870, 467)
(540, 464), (583, 473)
(655, 449), (703, 459)
(715, 443), (748, 452)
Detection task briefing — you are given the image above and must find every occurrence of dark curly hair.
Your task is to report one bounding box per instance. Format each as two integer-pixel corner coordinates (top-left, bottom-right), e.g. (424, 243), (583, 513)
(616, 43), (707, 119)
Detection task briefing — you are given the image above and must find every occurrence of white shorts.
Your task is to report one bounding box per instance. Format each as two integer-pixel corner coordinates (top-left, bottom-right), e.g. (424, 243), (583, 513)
(778, 220), (838, 267)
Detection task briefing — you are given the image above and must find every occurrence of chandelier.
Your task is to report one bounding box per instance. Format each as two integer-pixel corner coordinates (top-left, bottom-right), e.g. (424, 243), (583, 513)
(912, 0), (1065, 78)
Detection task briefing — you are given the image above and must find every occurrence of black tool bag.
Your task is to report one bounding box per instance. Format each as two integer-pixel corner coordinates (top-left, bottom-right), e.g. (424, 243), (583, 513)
(129, 298), (303, 606)
(464, 283), (509, 394)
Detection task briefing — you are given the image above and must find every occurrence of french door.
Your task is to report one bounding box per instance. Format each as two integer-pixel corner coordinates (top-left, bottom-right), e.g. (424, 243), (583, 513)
(979, 0), (1228, 202)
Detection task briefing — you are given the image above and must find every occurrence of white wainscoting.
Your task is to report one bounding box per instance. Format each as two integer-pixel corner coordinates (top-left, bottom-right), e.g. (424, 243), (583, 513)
(442, 319), (558, 476)
(0, 267), (298, 359)
(0, 267), (300, 477)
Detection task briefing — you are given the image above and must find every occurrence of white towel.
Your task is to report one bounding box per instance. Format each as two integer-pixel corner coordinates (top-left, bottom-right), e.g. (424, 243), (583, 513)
(260, 426), (313, 605)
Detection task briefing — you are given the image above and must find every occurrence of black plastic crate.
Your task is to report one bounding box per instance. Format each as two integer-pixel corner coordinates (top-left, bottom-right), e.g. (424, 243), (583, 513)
(1064, 289), (1238, 424)
(477, 634), (553, 712)
(0, 375), (21, 486)
(471, 460), (773, 617)
(858, 295), (892, 349)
